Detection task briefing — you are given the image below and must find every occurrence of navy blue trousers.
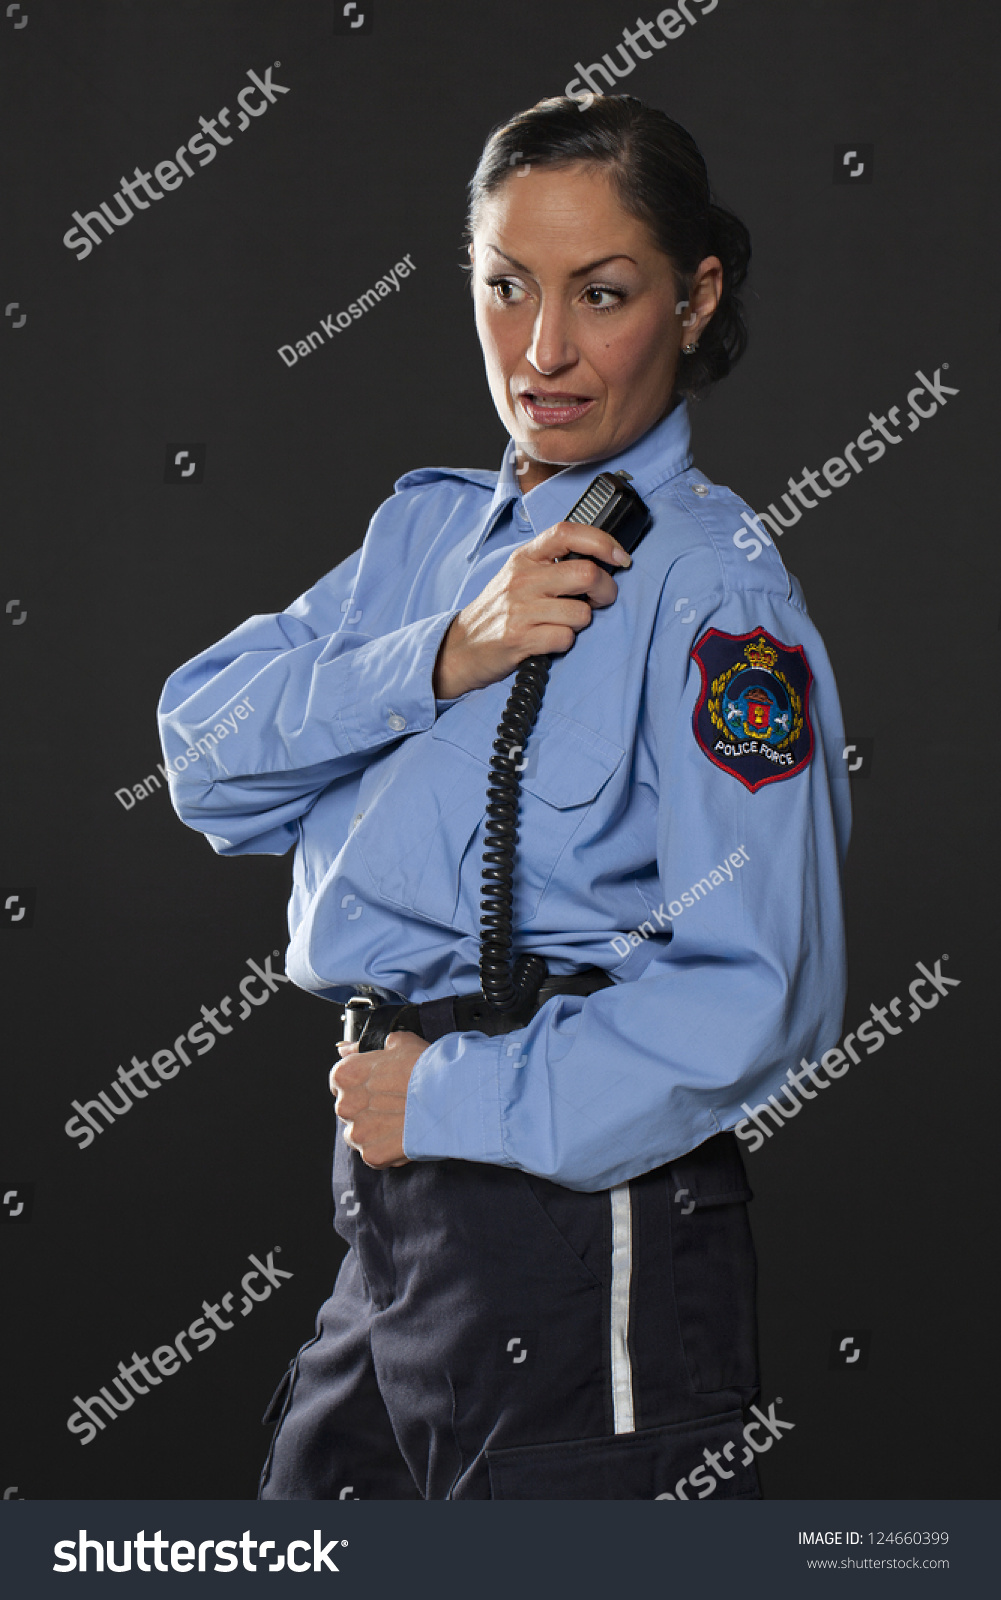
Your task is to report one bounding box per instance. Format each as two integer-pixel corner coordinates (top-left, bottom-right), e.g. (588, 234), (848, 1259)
(259, 1129), (761, 1500)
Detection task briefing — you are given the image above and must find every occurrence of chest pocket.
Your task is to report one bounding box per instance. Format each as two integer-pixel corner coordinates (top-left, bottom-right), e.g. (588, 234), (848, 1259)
(356, 688), (624, 930)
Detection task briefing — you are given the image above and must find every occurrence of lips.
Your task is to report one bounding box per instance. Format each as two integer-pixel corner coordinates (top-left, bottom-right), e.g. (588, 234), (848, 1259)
(517, 391), (596, 426)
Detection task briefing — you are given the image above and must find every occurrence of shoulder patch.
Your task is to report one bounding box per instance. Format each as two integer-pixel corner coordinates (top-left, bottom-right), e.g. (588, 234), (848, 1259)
(691, 628), (814, 792)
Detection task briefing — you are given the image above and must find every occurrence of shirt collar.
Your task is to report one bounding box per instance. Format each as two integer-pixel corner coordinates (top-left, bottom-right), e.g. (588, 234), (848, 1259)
(521, 400), (693, 537)
(463, 446), (525, 560)
(463, 399), (693, 560)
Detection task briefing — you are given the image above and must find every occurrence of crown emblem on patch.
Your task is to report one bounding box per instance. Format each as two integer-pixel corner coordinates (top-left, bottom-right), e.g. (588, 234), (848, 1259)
(744, 636), (778, 671)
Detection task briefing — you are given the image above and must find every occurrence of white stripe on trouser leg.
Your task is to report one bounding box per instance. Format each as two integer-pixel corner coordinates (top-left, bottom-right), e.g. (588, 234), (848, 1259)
(609, 1182), (635, 1434)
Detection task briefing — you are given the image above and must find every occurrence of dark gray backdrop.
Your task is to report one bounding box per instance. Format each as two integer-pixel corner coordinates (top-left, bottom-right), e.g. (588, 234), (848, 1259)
(2, 0), (998, 1502)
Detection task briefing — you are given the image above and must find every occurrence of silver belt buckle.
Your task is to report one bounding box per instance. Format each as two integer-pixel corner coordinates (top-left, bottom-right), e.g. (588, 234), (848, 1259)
(341, 994), (377, 1044)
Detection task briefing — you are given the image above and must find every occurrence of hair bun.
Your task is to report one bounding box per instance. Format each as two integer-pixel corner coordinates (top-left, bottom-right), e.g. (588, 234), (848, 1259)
(693, 201), (752, 389)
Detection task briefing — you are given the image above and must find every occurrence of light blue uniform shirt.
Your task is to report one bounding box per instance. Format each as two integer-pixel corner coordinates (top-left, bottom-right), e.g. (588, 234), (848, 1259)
(158, 401), (850, 1191)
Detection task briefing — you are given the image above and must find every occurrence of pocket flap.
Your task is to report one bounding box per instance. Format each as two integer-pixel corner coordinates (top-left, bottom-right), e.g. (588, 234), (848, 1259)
(432, 693), (623, 809)
(486, 1408), (760, 1499)
(261, 1364), (295, 1427)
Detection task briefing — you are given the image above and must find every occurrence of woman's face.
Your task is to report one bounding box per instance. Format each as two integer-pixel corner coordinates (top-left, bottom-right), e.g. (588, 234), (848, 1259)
(470, 161), (721, 491)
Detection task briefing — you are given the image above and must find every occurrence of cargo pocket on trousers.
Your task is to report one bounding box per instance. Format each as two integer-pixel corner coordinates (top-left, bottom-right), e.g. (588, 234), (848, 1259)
(486, 1407), (760, 1499)
(260, 1325), (322, 1430)
(666, 1133), (759, 1394)
(257, 1331), (324, 1497)
(261, 1361), (297, 1428)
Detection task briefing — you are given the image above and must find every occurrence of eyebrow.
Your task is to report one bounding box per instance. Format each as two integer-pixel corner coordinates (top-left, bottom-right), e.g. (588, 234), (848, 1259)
(483, 245), (637, 278)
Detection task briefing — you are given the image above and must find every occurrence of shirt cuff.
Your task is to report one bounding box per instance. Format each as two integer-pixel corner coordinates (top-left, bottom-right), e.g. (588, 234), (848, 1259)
(333, 608), (459, 753)
(402, 1030), (506, 1165)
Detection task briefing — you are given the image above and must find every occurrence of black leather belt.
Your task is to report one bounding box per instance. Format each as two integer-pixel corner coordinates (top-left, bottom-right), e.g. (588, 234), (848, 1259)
(343, 965), (616, 1054)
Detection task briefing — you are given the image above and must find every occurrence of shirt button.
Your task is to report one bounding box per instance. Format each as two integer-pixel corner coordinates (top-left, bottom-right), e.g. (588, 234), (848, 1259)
(692, 483), (710, 496)
(351, 812), (364, 828)
(387, 712), (407, 732)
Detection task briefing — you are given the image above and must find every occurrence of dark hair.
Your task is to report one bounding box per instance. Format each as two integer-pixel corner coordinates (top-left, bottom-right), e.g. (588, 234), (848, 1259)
(465, 95), (751, 402)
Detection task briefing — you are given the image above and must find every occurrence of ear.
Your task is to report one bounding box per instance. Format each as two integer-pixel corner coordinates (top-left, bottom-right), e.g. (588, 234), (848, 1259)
(690, 255), (723, 333)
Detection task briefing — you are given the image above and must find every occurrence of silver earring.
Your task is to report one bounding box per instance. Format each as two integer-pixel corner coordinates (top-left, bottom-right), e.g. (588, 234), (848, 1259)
(682, 341), (699, 355)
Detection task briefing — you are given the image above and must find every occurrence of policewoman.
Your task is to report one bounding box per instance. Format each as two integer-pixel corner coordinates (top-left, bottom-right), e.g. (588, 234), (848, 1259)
(159, 96), (850, 1500)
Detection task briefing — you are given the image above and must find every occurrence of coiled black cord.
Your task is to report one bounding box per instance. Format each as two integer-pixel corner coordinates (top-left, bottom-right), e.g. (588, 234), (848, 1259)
(478, 653), (552, 1011)
(476, 471), (652, 1013)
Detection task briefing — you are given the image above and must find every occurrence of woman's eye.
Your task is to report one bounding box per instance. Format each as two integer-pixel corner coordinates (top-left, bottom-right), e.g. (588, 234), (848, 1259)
(582, 284), (623, 310)
(487, 277), (527, 304)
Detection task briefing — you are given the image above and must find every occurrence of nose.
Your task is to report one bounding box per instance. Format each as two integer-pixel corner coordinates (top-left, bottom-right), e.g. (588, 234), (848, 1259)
(526, 295), (577, 376)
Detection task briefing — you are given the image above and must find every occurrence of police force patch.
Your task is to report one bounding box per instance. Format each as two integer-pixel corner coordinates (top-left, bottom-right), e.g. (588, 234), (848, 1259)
(691, 628), (814, 792)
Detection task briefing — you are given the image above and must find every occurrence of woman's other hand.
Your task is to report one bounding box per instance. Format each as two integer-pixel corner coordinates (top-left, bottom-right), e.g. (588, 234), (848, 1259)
(329, 1030), (429, 1169)
(432, 521), (631, 699)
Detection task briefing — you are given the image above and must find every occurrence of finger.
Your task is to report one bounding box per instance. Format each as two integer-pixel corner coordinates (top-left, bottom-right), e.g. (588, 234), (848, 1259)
(331, 1083), (363, 1116)
(336, 1083), (407, 1120)
(343, 1116), (406, 1163)
(361, 1145), (407, 1171)
(331, 1076), (377, 1119)
(532, 521), (633, 570)
(362, 1093), (410, 1114)
(527, 598), (598, 647)
(335, 1040), (360, 1054)
(330, 1054), (369, 1089)
(544, 557), (619, 608)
